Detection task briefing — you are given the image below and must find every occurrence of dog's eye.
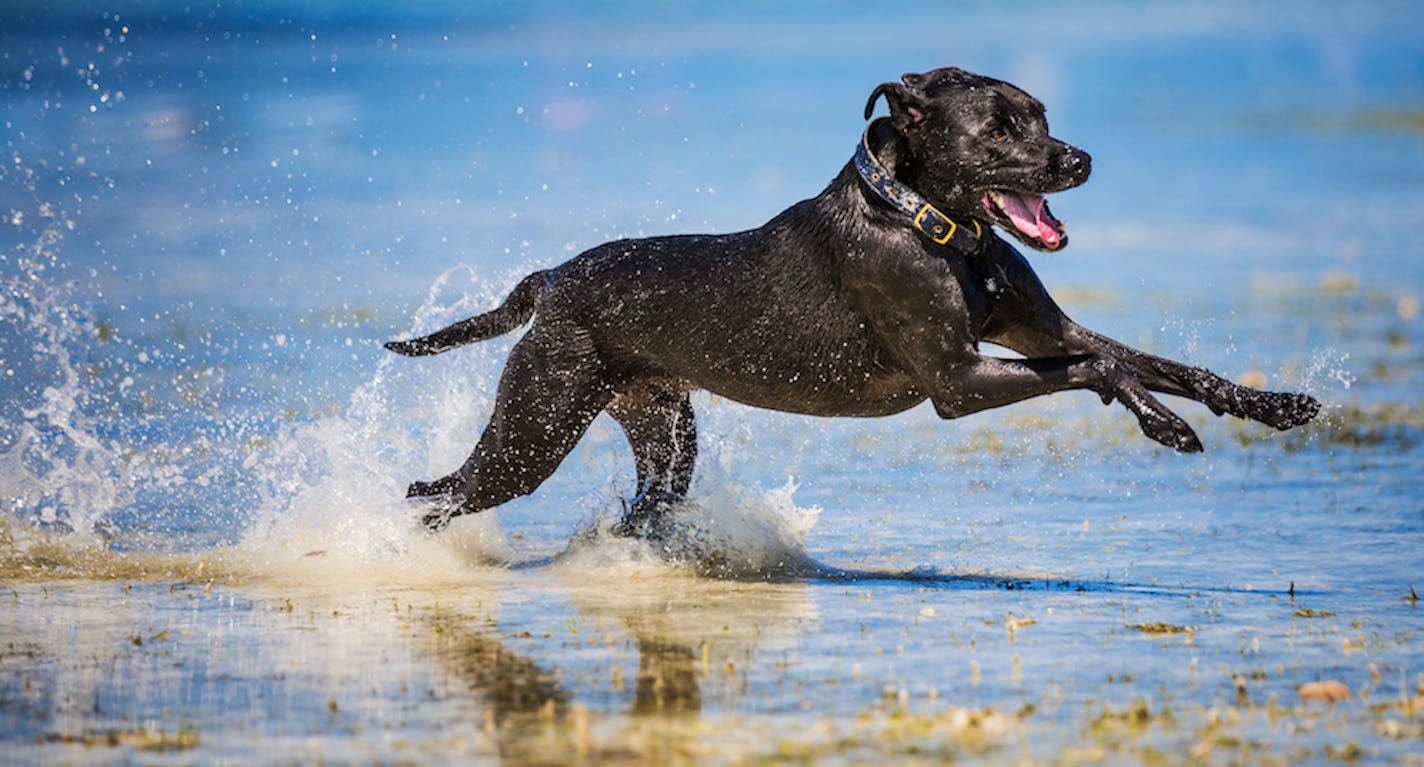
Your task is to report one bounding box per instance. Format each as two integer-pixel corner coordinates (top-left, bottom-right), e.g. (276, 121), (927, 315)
(987, 126), (1008, 142)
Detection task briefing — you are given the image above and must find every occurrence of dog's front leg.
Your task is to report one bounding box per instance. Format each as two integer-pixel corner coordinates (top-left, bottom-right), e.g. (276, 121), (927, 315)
(928, 354), (1203, 453)
(978, 244), (1319, 431)
(1062, 323), (1320, 431)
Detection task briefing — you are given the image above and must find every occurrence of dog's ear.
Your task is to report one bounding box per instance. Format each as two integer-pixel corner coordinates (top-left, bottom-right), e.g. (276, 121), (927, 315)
(900, 72), (930, 89)
(864, 82), (929, 128)
(864, 83), (894, 120)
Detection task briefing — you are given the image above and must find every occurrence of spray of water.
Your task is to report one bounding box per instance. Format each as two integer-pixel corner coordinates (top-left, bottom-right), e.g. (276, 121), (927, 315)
(1300, 347), (1355, 394)
(234, 265), (519, 580)
(1, 180), (127, 541)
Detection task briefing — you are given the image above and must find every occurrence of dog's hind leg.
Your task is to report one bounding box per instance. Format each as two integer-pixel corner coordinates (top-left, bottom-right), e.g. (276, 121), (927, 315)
(409, 323), (616, 531)
(606, 382), (697, 538)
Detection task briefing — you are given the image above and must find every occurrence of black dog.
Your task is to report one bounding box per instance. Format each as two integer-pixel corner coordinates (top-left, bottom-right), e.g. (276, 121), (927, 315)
(386, 67), (1320, 535)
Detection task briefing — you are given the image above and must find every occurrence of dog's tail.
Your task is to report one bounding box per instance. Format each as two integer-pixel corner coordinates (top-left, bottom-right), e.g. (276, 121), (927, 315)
(384, 270), (549, 357)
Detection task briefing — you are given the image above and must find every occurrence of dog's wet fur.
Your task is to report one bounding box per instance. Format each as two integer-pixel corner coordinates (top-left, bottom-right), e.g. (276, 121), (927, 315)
(386, 67), (1320, 536)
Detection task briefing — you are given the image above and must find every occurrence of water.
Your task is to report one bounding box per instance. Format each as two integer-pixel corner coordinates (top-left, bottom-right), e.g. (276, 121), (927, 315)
(3, 1), (1423, 763)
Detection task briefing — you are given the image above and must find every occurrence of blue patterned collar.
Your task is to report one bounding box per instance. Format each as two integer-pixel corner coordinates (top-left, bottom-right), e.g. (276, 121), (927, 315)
(853, 119), (983, 254)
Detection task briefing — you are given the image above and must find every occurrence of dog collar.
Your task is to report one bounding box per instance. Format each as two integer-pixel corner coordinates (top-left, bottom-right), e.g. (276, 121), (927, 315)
(854, 119), (983, 254)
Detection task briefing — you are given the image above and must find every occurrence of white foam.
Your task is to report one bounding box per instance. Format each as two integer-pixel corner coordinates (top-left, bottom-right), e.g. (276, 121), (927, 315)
(543, 475), (824, 579)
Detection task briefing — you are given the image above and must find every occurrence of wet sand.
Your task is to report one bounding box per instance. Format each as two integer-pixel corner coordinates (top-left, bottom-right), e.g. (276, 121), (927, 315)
(5, 486), (1423, 767)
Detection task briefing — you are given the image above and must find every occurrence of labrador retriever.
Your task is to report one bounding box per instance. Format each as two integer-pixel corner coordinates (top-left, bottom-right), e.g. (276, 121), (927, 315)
(385, 67), (1320, 536)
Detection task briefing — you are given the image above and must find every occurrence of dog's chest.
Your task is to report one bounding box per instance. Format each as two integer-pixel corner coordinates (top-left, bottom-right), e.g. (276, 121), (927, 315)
(958, 257), (1010, 340)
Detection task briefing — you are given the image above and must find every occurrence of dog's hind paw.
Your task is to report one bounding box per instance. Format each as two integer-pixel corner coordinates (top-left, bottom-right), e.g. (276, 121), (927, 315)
(421, 507), (455, 533)
(405, 493), (460, 533)
(406, 477), (458, 498)
(384, 339), (436, 357)
(403, 478), (464, 532)
(609, 515), (674, 542)
(610, 493), (681, 541)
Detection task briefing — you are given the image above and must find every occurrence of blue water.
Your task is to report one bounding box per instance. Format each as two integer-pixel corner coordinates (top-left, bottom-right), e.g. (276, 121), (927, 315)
(2, 1), (1423, 763)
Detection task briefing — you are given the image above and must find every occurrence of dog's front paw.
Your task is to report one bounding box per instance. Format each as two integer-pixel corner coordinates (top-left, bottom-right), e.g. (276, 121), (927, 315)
(1248, 391), (1321, 431)
(1275, 392), (1320, 430)
(1138, 408), (1204, 454)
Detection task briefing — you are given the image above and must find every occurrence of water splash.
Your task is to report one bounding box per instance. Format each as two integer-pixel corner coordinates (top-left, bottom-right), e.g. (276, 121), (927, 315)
(552, 476), (824, 580)
(1, 149), (242, 551)
(1, 181), (122, 539)
(235, 265), (519, 579)
(1301, 347), (1355, 393)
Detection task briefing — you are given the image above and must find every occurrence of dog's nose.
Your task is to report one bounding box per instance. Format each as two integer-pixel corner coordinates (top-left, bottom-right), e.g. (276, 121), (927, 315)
(1060, 148), (1092, 183)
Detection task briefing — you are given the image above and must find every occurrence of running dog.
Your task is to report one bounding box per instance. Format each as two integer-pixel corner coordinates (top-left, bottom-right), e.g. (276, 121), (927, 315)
(385, 67), (1320, 535)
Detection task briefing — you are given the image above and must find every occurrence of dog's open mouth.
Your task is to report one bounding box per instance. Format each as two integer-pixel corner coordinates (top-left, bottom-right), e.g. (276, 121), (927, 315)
(983, 190), (1066, 251)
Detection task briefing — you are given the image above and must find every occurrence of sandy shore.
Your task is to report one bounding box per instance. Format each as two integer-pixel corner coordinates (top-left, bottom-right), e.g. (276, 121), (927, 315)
(4, 530), (1422, 766)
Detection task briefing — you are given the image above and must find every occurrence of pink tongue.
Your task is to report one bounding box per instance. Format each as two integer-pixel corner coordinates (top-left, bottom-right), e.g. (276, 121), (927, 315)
(1000, 192), (1061, 247)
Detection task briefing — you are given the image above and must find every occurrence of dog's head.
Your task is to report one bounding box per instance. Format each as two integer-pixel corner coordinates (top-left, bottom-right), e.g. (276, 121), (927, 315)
(865, 67), (1091, 252)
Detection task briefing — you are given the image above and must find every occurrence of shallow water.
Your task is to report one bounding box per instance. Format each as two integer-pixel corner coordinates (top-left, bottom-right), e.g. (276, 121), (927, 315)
(3, 1), (1423, 764)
